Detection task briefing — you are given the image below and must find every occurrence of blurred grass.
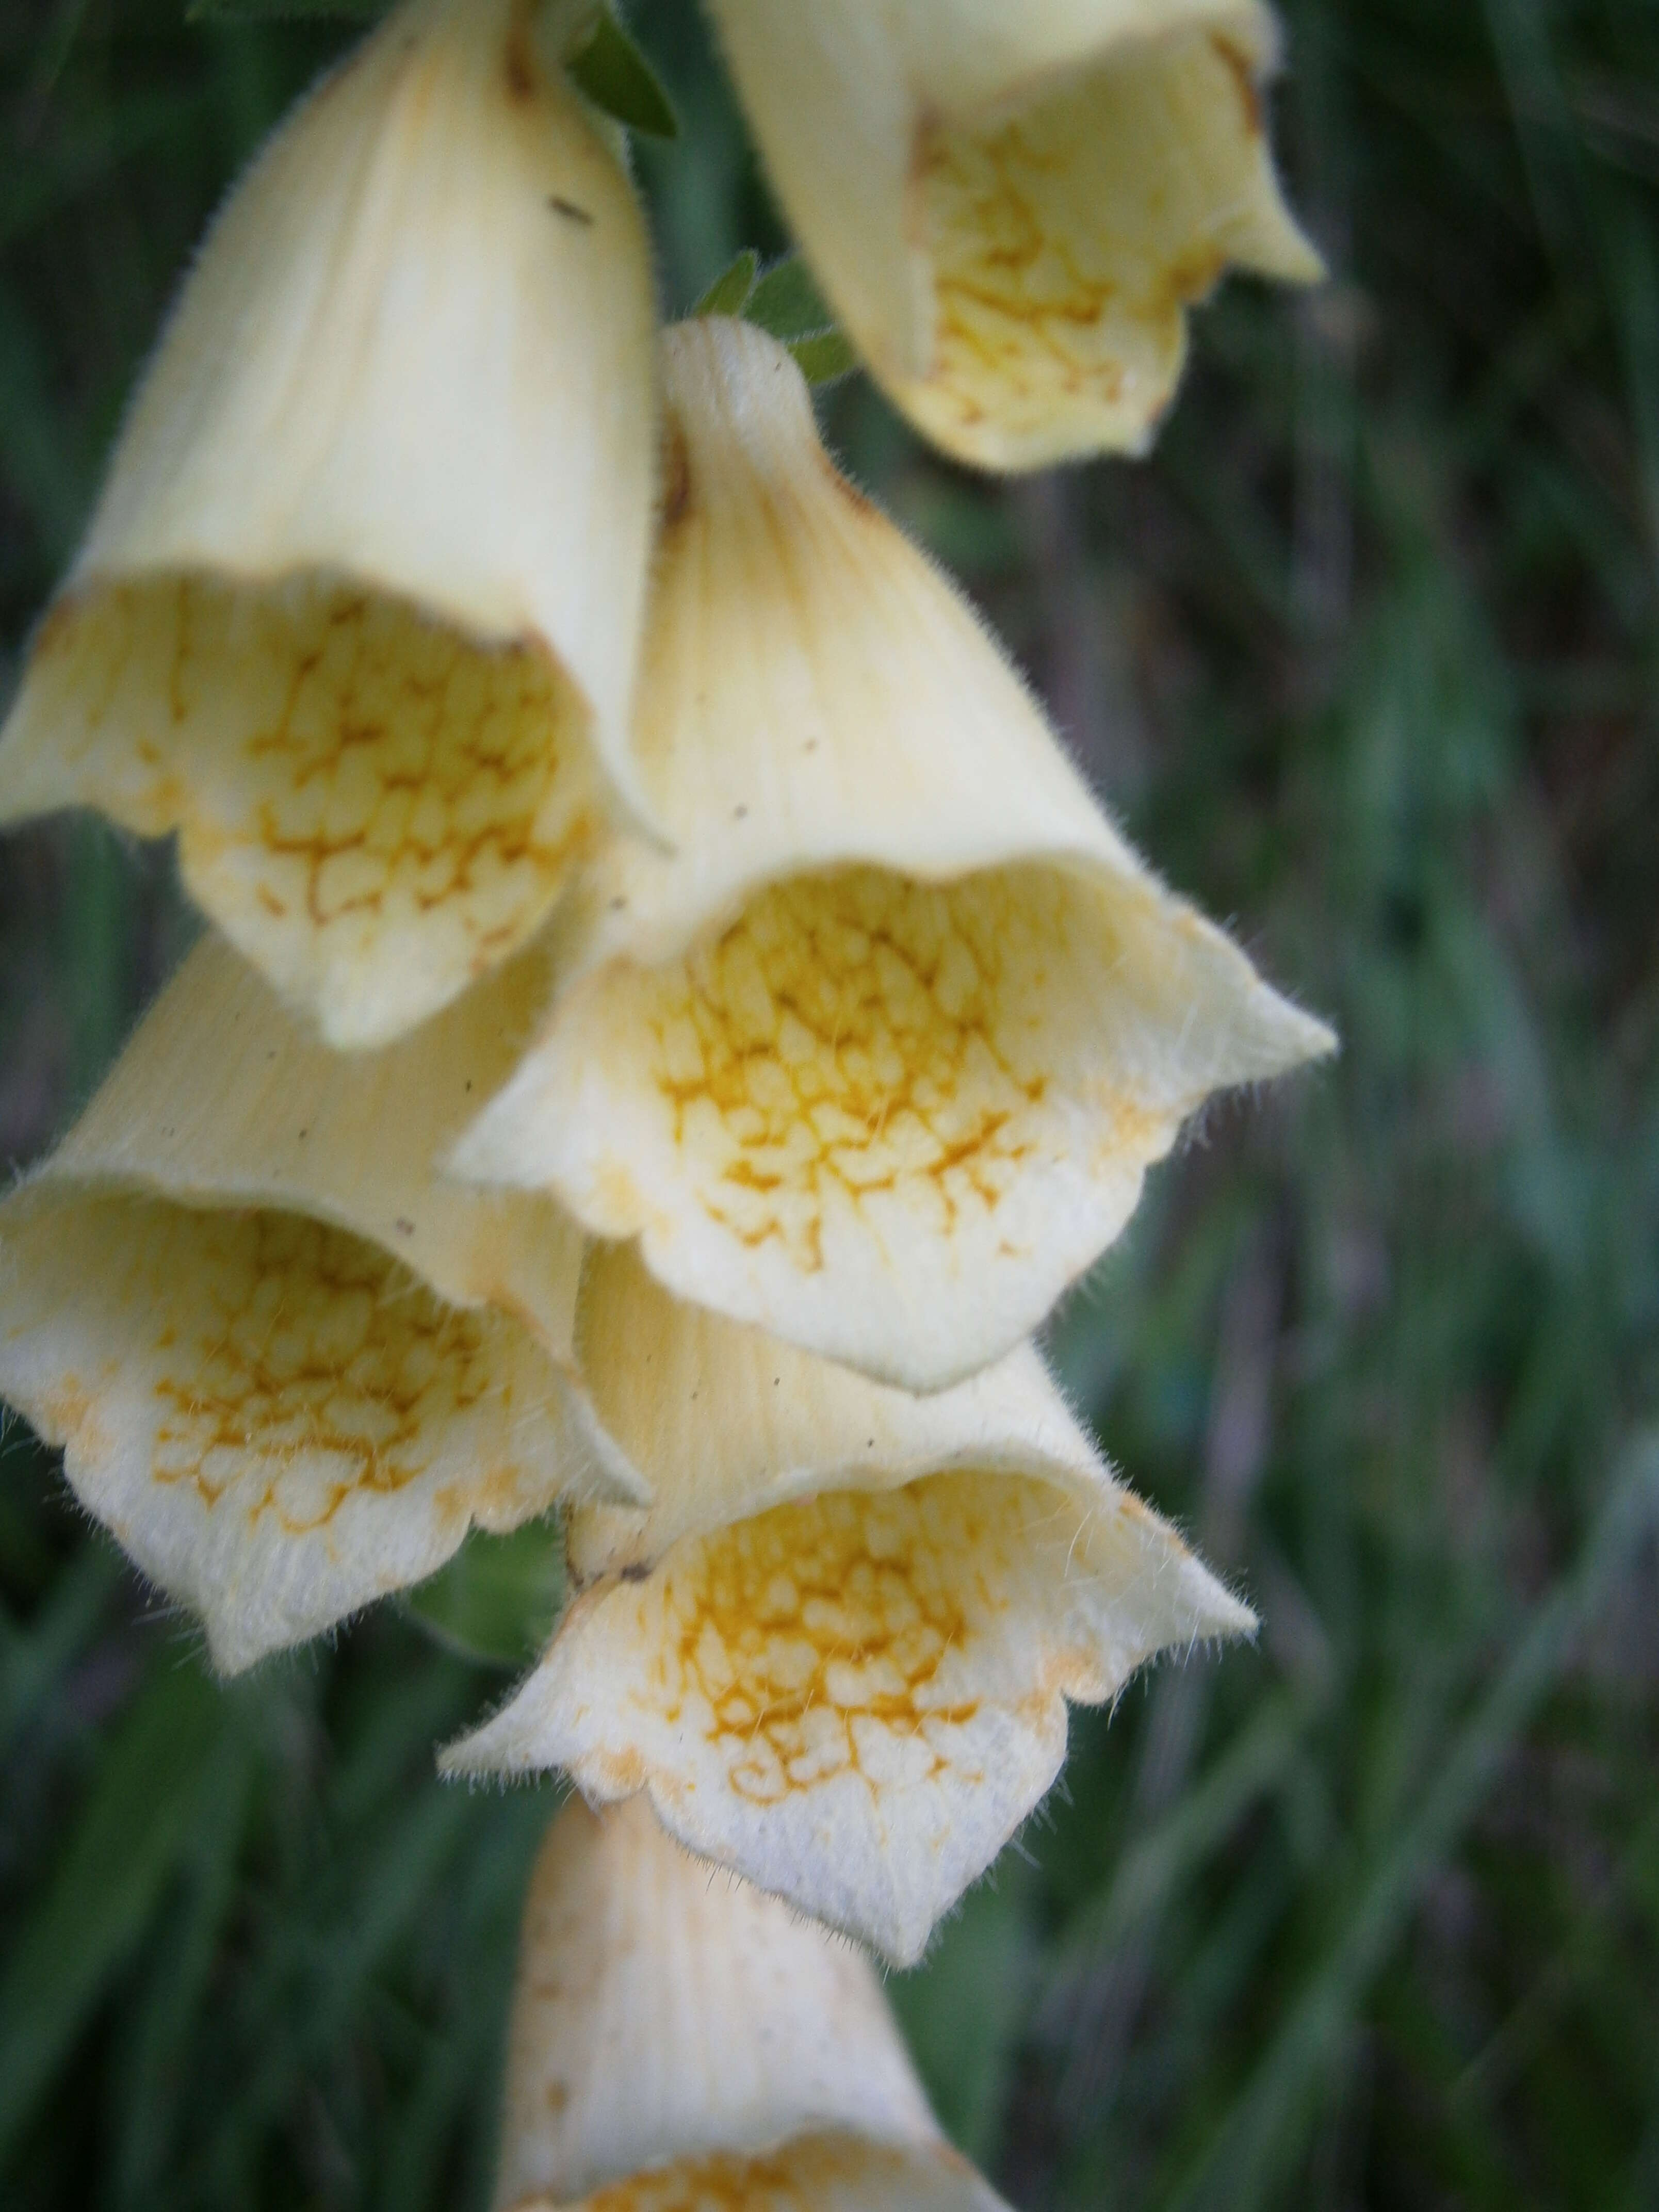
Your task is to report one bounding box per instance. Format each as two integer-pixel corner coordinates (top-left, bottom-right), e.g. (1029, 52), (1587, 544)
(2, 1), (1657, 2206)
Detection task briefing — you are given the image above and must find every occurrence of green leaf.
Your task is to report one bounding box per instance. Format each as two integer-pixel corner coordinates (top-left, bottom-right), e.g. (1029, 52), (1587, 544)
(693, 248), (759, 320)
(564, 7), (676, 140)
(401, 1518), (566, 1670)
(735, 255), (857, 383)
(788, 328), (858, 385)
(745, 254), (835, 343)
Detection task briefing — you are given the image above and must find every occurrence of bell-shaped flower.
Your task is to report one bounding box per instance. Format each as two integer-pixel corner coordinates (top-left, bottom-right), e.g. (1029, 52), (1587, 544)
(443, 1241), (1251, 1965)
(704, 0), (1323, 467)
(0, 933), (641, 1673)
(454, 318), (1332, 1392)
(0, 0), (657, 1048)
(493, 1794), (1007, 2212)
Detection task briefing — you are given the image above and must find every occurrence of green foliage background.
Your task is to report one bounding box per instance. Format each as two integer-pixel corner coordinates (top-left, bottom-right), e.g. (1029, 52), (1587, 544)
(3, 1), (1659, 2205)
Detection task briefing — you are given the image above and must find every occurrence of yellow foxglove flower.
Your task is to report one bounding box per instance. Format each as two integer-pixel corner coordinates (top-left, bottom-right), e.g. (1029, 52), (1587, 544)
(0, 0), (657, 1048)
(494, 1795), (1006, 2212)
(444, 1242), (1250, 1965)
(455, 319), (1333, 1392)
(0, 934), (641, 1673)
(705, 0), (1323, 466)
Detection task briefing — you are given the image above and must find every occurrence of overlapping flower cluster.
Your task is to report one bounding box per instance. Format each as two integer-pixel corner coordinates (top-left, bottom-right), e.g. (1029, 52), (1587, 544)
(0, 0), (1328, 2028)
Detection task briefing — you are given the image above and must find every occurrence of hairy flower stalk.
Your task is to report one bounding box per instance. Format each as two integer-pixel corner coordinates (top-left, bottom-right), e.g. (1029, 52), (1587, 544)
(444, 1241), (1250, 1965)
(0, 0), (657, 1048)
(455, 317), (1333, 1392)
(0, 933), (644, 1672)
(492, 1795), (1009, 2212)
(704, 0), (1322, 467)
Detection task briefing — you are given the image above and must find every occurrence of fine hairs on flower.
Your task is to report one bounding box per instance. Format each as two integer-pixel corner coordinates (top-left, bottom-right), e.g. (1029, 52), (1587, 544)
(490, 1796), (1009, 2212)
(0, 0), (658, 1047)
(705, 0), (1322, 466)
(0, 0), (1332, 2060)
(442, 1245), (1253, 1966)
(453, 318), (1332, 1394)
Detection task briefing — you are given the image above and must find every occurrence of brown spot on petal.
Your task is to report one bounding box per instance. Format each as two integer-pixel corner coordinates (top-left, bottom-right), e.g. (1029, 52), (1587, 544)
(34, 1375), (102, 1454)
(917, 105), (1131, 435)
(904, 28), (1272, 457)
(141, 1209), (498, 1536)
(26, 573), (600, 1037)
(591, 1476), (1086, 1808)
(579, 2131), (915, 2212)
(638, 866), (1085, 1270)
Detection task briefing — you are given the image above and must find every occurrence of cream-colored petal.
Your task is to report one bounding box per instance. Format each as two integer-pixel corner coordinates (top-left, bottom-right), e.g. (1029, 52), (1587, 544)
(0, 0), (656, 1045)
(0, 1191), (578, 1673)
(5, 578), (606, 1049)
(0, 930), (641, 1668)
(707, 0), (1319, 466)
(59, 930), (585, 1364)
(496, 1799), (938, 2208)
(456, 321), (1332, 1390)
(445, 1458), (1251, 1964)
(563, 1240), (1102, 1581)
(499, 1799), (1003, 2212)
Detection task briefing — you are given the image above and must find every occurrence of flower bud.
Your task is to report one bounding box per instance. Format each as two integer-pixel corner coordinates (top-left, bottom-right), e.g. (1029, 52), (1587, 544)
(455, 319), (1332, 1392)
(0, 0), (657, 1046)
(706, 0), (1321, 466)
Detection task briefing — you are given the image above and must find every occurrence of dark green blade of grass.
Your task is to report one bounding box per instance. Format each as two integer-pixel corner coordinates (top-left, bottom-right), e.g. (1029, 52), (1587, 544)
(1165, 1432), (1659, 2212)
(0, 1657), (227, 2165)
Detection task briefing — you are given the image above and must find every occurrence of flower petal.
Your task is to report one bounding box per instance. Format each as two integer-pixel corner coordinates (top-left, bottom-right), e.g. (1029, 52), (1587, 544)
(59, 930), (585, 1363)
(707, 0), (1321, 466)
(0, 0), (657, 1045)
(5, 579), (607, 1049)
(0, 1192), (577, 1672)
(0, 930), (639, 1668)
(445, 1459), (1251, 1963)
(564, 1239), (1105, 1580)
(456, 320), (1333, 1389)
(497, 1799), (939, 2208)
